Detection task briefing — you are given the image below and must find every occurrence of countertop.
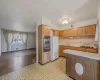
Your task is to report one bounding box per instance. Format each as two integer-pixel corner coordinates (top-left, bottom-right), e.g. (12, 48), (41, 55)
(59, 44), (81, 47)
(64, 49), (100, 60)
(59, 44), (98, 50)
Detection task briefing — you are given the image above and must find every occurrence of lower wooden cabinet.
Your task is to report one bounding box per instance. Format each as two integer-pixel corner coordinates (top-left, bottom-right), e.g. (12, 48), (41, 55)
(66, 54), (100, 80)
(42, 51), (50, 64)
(86, 48), (97, 53)
(59, 45), (98, 57)
(59, 46), (69, 57)
(70, 47), (86, 52)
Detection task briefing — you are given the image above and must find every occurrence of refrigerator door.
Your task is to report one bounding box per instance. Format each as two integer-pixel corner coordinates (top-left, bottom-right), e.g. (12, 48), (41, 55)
(51, 36), (59, 61)
(53, 36), (59, 44)
(52, 45), (59, 61)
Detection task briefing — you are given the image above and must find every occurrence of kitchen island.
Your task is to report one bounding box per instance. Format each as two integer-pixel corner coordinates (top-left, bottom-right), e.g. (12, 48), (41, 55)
(64, 50), (100, 80)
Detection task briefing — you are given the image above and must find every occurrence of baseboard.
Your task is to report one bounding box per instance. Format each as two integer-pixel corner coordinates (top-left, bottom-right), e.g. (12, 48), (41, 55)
(2, 48), (36, 53)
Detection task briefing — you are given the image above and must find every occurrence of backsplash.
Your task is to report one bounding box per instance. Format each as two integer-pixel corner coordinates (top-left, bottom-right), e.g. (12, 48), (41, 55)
(59, 37), (97, 46)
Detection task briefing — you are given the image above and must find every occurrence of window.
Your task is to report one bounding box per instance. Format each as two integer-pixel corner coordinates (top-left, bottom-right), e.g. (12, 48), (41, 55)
(12, 34), (23, 44)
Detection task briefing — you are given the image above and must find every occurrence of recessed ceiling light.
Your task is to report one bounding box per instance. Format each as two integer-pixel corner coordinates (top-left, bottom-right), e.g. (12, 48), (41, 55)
(60, 17), (69, 24)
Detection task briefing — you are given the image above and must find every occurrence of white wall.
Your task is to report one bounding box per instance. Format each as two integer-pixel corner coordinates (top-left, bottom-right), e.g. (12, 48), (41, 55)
(98, 0), (100, 54)
(1, 30), (7, 52)
(11, 43), (26, 51)
(42, 17), (59, 30)
(27, 33), (36, 49)
(1, 31), (36, 52)
(0, 29), (1, 56)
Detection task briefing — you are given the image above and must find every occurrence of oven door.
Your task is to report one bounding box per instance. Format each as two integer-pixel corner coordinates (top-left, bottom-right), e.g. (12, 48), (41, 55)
(43, 36), (50, 52)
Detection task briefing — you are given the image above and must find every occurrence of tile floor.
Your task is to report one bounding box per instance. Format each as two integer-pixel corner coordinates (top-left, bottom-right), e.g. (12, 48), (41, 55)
(0, 57), (72, 80)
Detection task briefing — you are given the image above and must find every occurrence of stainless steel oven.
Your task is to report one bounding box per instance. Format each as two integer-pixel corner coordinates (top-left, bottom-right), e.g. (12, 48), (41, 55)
(43, 36), (50, 52)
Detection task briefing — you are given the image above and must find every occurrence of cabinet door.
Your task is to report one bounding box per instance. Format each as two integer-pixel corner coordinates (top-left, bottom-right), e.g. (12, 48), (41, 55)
(43, 26), (51, 36)
(85, 48), (97, 53)
(86, 24), (96, 36)
(70, 28), (77, 37)
(59, 30), (66, 37)
(43, 26), (47, 35)
(65, 29), (71, 37)
(70, 47), (78, 50)
(65, 29), (77, 37)
(47, 27), (51, 36)
(43, 51), (50, 64)
(54, 30), (59, 36)
(59, 46), (69, 57)
(59, 31), (63, 37)
(77, 27), (86, 36)
(76, 47), (86, 52)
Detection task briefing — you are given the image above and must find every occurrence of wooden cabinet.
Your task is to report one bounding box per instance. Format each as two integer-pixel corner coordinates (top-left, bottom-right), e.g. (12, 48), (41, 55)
(70, 47), (78, 50)
(59, 46), (69, 57)
(68, 47), (86, 52)
(59, 46), (98, 56)
(60, 28), (77, 37)
(53, 30), (59, 36)
(76, 47), (86, 52)
(69, 28), (77, 37)
(42, 51), (50, 64)
(86, 48), (97, 53)
(43, 26), (51, 36)
(77, 27), (86, 36)
(38, 24), (51, 64)
(85, 24), (96, 36)
(66, 54), (100, 80)
(60, 24), (96, 37)
(59, 30), (66, 37)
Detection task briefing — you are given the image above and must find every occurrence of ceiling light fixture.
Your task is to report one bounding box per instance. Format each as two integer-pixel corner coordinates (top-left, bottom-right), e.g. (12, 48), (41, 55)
(60, 17), (69, 24)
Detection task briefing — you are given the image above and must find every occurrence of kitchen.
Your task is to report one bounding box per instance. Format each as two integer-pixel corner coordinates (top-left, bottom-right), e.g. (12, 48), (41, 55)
(0, 0), (100, 80)
(38, 20), (99, 80)
(38, 23), (98, 63)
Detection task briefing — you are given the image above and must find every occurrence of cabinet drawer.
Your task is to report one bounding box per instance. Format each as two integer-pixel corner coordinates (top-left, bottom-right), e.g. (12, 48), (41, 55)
(86, 49), (97, 53)
(76, 47), (86, 52)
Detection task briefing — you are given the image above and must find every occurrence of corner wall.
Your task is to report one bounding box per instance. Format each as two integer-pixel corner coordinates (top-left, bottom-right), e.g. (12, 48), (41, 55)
(98, 0), (100, 54)
(27, 33), (36, 49)
(0, 29), (1, 56)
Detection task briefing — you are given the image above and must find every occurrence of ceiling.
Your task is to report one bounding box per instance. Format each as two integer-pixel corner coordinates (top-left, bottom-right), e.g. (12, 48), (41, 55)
(0, 0), (99, 32)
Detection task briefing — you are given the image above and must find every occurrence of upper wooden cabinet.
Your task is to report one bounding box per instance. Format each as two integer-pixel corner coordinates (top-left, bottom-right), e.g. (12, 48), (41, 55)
(60, 24), (96, 37)
(69, 28), (77, 37)
(53, 30), (59, 36)
(60, 28), (77, 37)
(43, 26), (51, 36)
(59, 30), (66, 37)
(77, 27), (86, 36)
(85, 24), (96, 36)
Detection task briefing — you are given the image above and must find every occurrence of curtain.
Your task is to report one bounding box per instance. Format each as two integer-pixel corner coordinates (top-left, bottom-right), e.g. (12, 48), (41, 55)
(8, 33), (14, 44)
(3, 30), (9, 51)
(3, 30), (14, 51)
(2, 29), (28, 51)
(20, 33), (27, 47)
